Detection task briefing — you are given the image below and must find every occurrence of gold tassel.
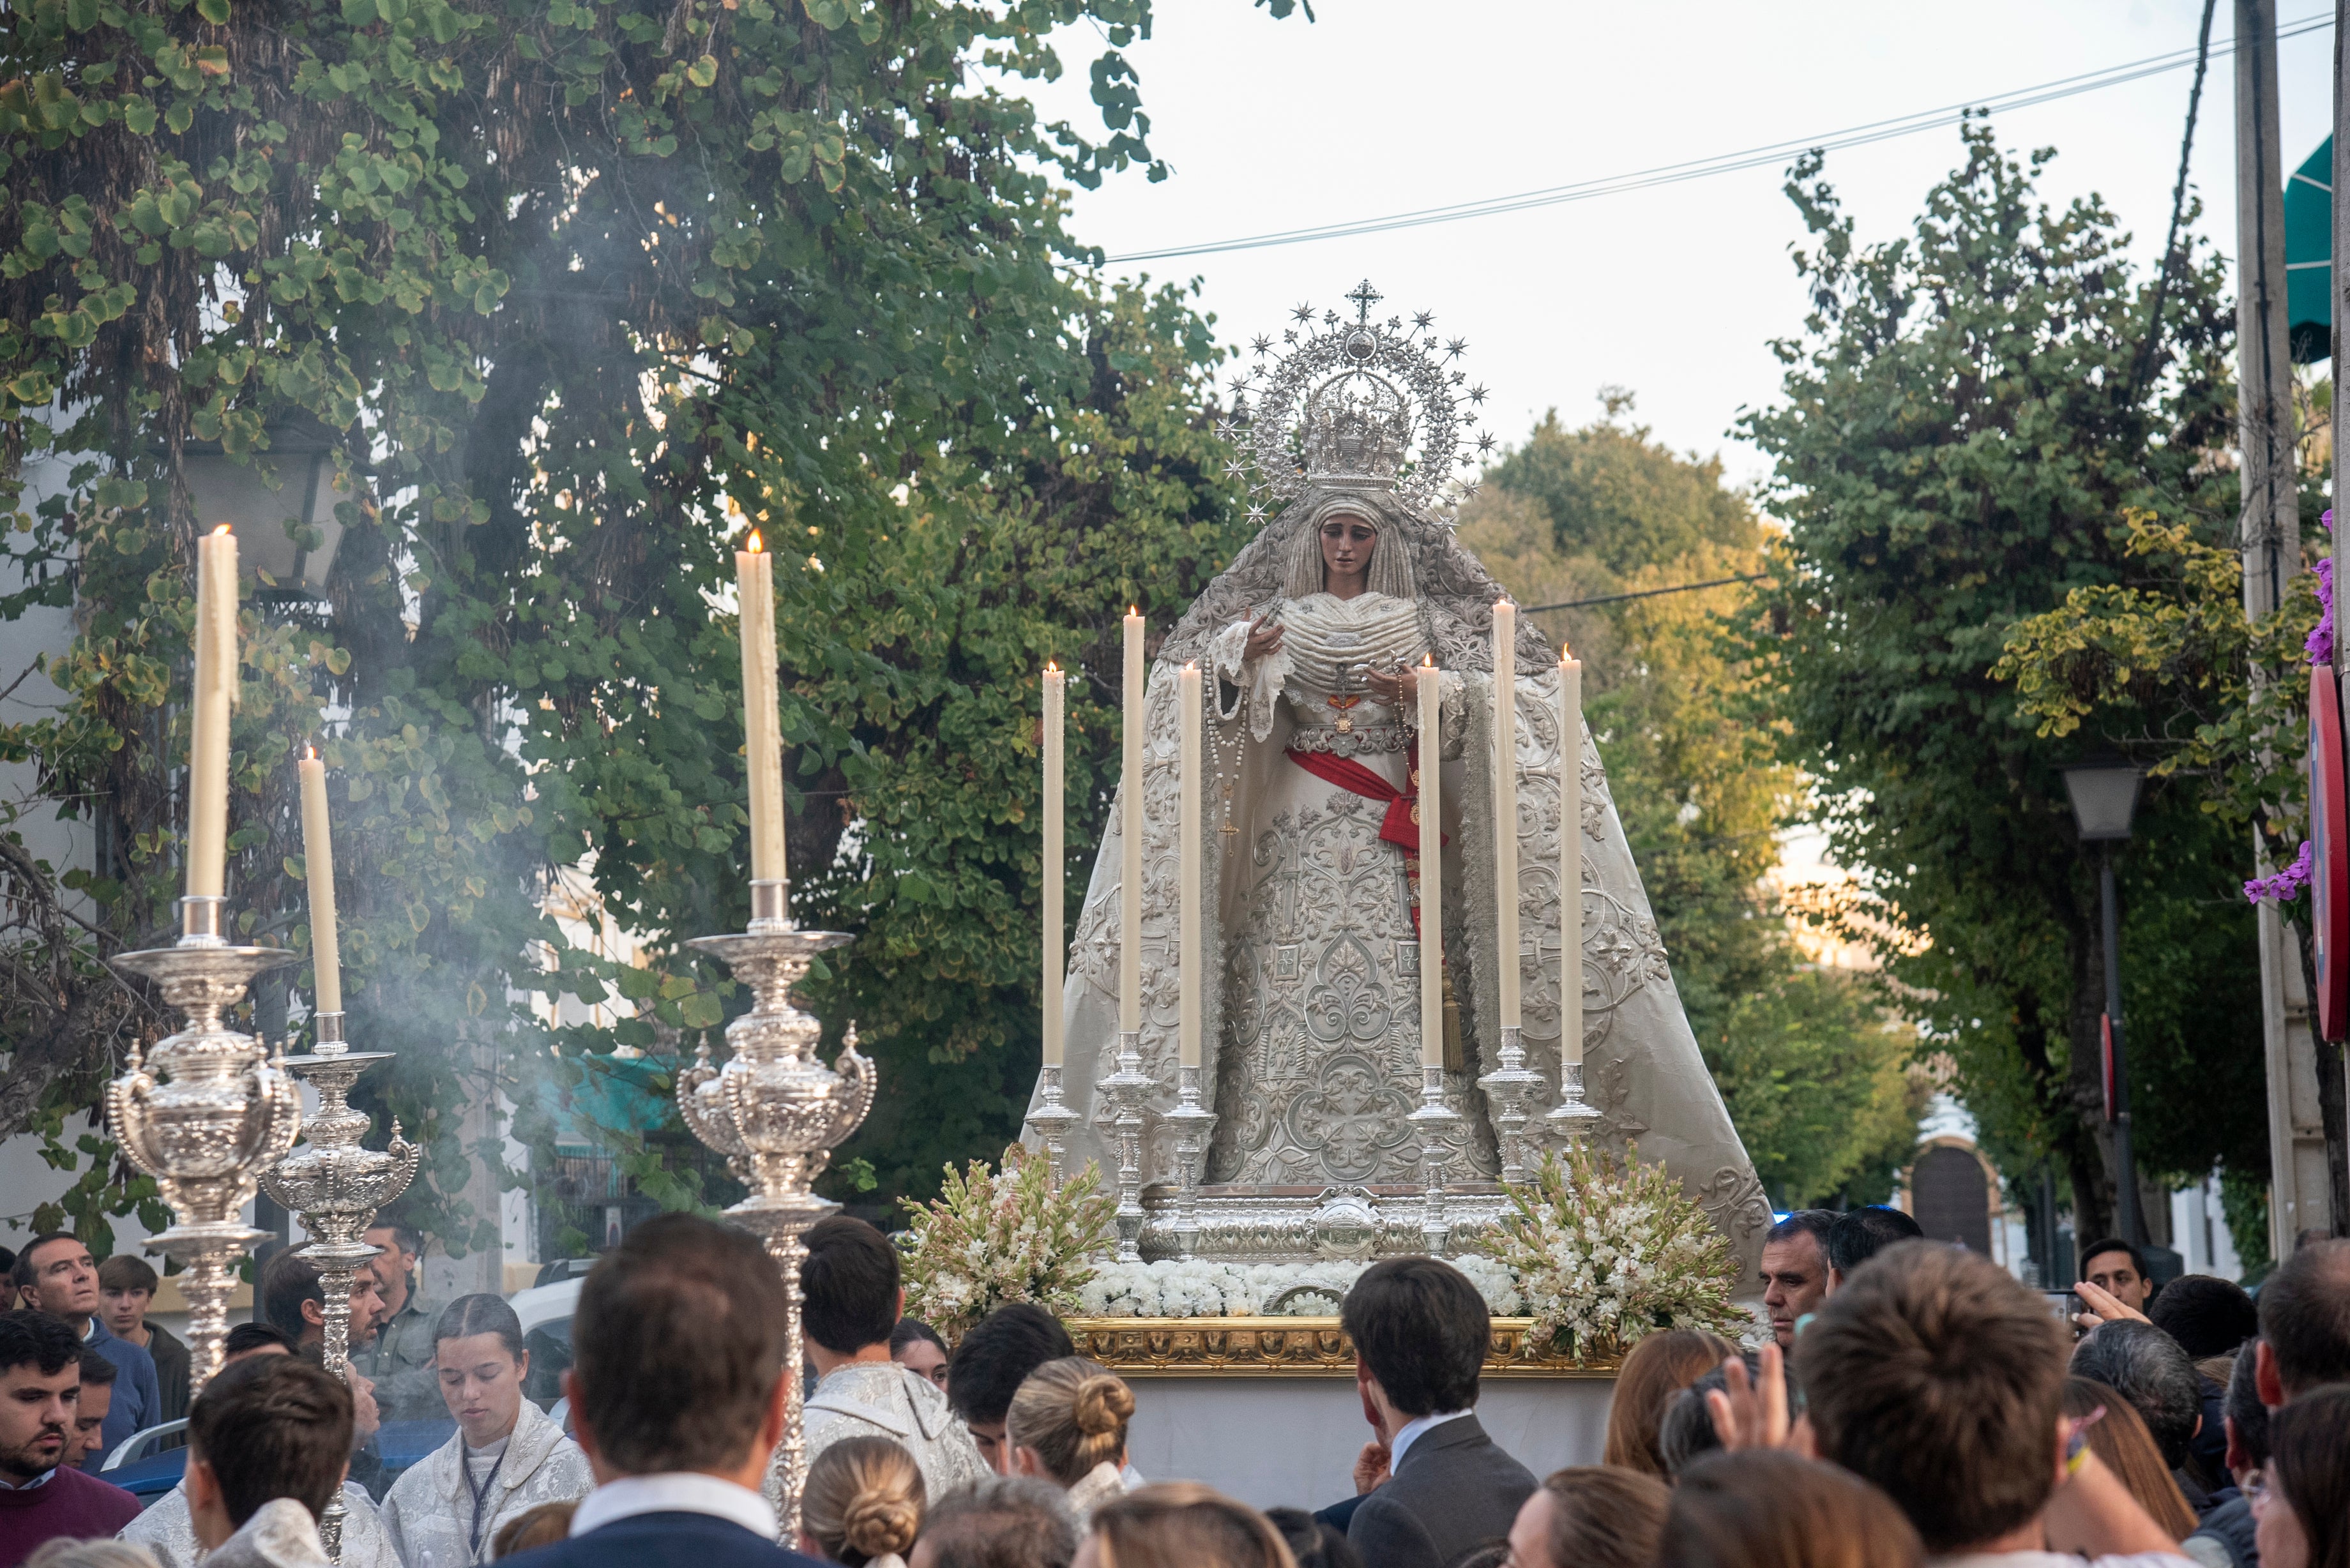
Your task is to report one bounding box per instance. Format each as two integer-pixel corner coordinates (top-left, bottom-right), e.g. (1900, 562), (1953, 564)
(1441, 961), (1466, 1073)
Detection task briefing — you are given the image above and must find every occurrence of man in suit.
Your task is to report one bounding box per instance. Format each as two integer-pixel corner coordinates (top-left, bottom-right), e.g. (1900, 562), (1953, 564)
(503, 1213), (825, 1568)
(1337, 1257), (1535, 1568)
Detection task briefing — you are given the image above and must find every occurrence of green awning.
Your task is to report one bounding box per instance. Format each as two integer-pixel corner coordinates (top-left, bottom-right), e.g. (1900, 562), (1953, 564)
(2286, 135), (2331, 363)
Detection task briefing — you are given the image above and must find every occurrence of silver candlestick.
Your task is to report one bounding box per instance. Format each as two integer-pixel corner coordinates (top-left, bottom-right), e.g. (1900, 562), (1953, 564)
(264, 1010), (419, 1563)
(265, 1013), (420, 1377)
(1405, 1064), (1462, 1256)
(1097, 1030), (1153, 1262)
(105, 896), (304, 1393)
(1476, 1024), (1544, 1185)
(1023, 1063), (1081, 1192)
(1165, 1064), (1217, 1258)
(677, 880), (874, 1539)
(1543, 1059), (1602, 1146)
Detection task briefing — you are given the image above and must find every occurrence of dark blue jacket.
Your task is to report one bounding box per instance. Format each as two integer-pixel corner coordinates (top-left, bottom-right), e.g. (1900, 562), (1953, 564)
(502, 1511), (828, 1568)
(81, 1318), (162, 1470)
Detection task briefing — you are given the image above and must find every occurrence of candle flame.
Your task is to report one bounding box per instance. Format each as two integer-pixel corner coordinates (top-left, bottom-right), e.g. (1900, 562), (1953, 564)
(211, 524), (232, 537)
(1045, 660), (1059, 674)
(303, 744), (317, 760)
(1422, 653), (1435, 668)
(747, 531), (763, 554)
(1128, 605), (1138, 617)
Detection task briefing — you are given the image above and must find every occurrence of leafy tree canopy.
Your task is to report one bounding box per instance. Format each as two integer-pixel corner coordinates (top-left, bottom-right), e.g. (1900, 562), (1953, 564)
(0, 0), (1283, 1245)
(1740, 124), (2266, 1241)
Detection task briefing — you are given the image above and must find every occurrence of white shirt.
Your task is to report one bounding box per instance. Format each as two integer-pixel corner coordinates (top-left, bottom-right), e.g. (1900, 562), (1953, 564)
(569, 1473), (778, 1542)
(1388, 1409), (1473, 1473)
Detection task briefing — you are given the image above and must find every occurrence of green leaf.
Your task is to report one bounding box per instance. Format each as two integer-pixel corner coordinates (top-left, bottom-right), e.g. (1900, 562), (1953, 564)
(196, 0), (231, 23)
(686, 55), (718, 89)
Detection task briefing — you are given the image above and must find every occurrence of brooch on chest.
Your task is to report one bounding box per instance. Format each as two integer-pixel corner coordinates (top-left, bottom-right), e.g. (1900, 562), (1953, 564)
(1326, 693), (1365, 734)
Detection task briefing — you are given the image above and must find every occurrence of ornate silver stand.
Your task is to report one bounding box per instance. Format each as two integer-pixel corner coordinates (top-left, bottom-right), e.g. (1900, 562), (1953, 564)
(1098, 1030), (1152, 1262)
(1023, 1063), (1081, 1193)
(1476, 1025), (1545, 1184)
(1165, 1065), (1217, 1258)
(676, 880), (874, 1537)
(1543, 1060), (1602, 1146)
(263, 1011), (419, 1562)
(1404, 1064), (1462, 1256)
(105, 896), (304, 1393)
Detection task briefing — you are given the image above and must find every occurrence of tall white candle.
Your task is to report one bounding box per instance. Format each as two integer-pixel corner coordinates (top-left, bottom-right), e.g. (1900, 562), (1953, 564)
(298, 750), (341, 1015)
(1561, 644), (1584, 1066)
(187, 525), (238, 899)
(1492, 602), (1520, 1029)
(1178, 663), (1202, 1069)
(1042, 665), (1065, 1067)
(737, 534), (787, 889)
(1418, 656), (1443, 1069)
(1121, 609), (1144, 1036)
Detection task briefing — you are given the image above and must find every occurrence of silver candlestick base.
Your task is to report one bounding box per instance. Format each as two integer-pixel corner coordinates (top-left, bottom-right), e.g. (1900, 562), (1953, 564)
(677, 923), (872, 1539)
(1543, 1060), (1602, 1147)
(1476, 1025), (1545, 1185)
(1024, 1063), (1082, 1193)
(1404, 1064), (1463, 1256)
(1165, 1065), (1217, 1259)
(264, 1009), (419, 1565)
(105, 897), (304, 1393)
(1098, 1030), (1153, 1263)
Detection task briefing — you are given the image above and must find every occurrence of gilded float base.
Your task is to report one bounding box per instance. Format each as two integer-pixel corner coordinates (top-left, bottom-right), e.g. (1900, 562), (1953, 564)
(1063, 1316), (1618, 1378)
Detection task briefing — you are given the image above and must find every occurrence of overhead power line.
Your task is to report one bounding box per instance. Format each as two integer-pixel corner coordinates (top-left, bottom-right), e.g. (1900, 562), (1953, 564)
(1520, 573), (1769, 614)
(1104, 11), (2333, 264)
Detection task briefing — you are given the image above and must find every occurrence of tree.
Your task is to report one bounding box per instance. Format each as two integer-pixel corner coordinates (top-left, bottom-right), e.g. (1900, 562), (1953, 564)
(0, 0), (1287, 1243)
(1740, 124), (2267, 1241)
(1466, 399), (1921, 1207)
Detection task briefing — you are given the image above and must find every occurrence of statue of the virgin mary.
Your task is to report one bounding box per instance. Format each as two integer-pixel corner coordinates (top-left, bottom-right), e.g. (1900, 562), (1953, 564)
(1037, 286), (1770, 1271)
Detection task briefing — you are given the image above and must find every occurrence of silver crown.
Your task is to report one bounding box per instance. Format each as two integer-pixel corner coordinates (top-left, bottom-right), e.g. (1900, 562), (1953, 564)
(1214, 279), (1494, 524)
(1301, 372), (1410, 490)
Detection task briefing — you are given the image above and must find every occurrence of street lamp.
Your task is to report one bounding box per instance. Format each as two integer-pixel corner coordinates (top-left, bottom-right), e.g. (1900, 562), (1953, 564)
(176, 415), (356, 601)
(2061, 760), (2144, 1248)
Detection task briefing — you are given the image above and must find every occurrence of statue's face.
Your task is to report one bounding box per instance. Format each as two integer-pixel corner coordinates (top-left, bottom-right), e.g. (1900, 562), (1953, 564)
(1319, 513), (1377, 586)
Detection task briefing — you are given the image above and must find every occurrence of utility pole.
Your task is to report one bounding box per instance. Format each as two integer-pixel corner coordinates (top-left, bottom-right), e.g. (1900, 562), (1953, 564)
(2247, 0), (2326, 1263)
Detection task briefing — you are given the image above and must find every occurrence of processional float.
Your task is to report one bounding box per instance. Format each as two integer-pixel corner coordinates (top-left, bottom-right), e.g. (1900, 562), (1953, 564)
(1026, 282), (1651, 1263)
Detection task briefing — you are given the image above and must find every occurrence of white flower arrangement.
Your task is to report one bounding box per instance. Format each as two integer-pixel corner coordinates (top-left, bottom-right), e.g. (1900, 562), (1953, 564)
(898, 1144), (1115, 1341)
(1489, 1142), (1745, 1361)
(1072, 1256), (1526, 1319)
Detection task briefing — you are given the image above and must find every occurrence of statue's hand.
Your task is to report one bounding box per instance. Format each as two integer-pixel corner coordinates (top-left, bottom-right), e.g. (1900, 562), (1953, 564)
(1243, 611), (1285, 661)
(1364, 665), (1420, 705)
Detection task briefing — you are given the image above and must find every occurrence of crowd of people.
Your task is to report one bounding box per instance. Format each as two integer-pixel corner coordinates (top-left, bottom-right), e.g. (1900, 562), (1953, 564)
(1, 1205), (2347, 1568)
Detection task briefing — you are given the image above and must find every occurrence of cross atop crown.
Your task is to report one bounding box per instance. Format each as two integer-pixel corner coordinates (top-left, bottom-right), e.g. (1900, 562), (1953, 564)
(1346, 280), (1383, 323)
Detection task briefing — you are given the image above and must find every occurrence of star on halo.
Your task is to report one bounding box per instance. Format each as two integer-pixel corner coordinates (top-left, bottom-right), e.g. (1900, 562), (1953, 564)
(1291, 303), (1314, 323)
(1444, 337), (1468, 359)
(1413, 310), (1435, 329)
(1250, 334), (1272, 356)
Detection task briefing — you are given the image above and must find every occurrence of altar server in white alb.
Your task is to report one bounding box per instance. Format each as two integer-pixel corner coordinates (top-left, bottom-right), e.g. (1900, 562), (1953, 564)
(123, 1326), (398, 1568)
(381, 1295), (591, 1567)
(796, 1216), (989, 1512)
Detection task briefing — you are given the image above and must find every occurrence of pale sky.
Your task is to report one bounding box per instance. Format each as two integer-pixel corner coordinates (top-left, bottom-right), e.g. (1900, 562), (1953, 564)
(1030, 1), (2335, 486)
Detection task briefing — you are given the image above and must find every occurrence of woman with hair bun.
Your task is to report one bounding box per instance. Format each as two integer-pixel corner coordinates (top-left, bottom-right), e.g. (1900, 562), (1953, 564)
(799, 1436), (925, 1568)
(1005, 1357), (1136, 1525)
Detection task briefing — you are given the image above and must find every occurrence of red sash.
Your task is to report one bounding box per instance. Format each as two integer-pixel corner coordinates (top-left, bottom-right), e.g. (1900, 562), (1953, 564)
(1284, 747), (1447, 934)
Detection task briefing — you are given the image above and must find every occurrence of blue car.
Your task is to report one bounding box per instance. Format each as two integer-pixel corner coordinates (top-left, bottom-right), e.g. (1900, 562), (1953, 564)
(104, 1418), (459, 1507)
